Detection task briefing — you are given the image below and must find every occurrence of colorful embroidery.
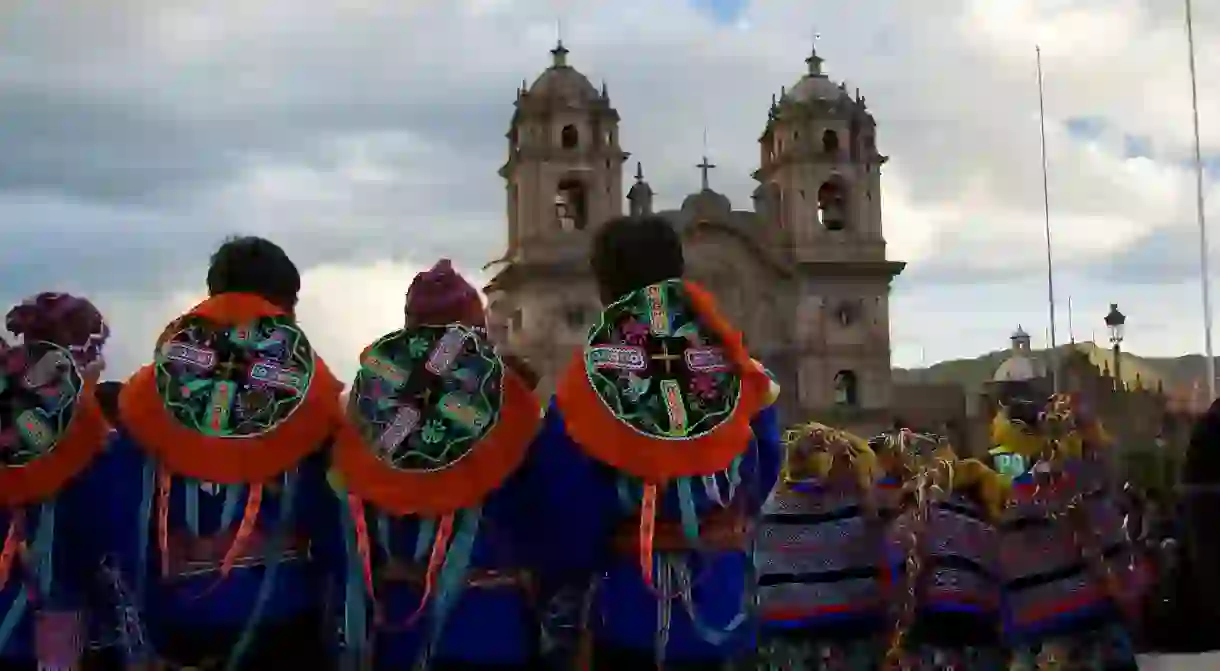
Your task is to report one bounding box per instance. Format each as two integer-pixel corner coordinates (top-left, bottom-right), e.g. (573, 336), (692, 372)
(583, 279), (740, 441)
(347, 326), (503, 472)
(0, 341), (84, 467)
(154, 315), (316, 438)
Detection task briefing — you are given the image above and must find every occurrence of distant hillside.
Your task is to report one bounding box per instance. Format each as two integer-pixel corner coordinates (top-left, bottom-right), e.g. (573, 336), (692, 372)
(893, 341), (1216, 394)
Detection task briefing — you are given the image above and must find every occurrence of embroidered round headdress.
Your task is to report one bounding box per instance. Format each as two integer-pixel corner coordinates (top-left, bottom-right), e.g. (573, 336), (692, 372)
(153, 313), (316, 438)
(348, 325), (503, 472)
(336, 323), (539, 516)
(0, 341), (86, 467)
(0, 293), (109, 504)
(584, 279), (741, 440)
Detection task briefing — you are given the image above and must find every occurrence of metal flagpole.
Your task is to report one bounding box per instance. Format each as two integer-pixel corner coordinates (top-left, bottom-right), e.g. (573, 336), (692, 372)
(1037, 46), (1059, 392)
(1068, 296), (1076, 343)
(1185, 0), (1216, 400)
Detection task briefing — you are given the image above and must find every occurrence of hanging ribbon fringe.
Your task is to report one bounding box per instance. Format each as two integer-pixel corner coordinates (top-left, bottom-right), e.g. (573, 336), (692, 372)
(639, 484), (658, 590)
(156, 470), (172, 578)
(402, 513), (455, 627)
(347, 494), (374, 599)
(0, 513), (24, 589)
(220, 483), (264, 578)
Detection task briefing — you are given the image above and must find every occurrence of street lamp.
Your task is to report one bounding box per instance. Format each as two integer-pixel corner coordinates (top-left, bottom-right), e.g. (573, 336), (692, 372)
(1105, 303), (1127, 391)
(1105, 303), (1126, 345)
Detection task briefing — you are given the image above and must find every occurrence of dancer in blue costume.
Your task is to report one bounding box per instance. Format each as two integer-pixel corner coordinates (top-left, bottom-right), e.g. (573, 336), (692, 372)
(0, 293), (112, 671)
(755, 422), (887, 670)
(331, 260), (543, 670)
(527, 215), (783, 670)
(992, 395), (1141, 670)
(97, 236), (348, 670)
(882, 431), (1008, 670)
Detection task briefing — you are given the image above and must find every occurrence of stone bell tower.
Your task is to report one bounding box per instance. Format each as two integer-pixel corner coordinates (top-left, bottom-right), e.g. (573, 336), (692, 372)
(486, 41), (629, 394)
(754, 42), (904, 417)
(499, 40), (628, 262)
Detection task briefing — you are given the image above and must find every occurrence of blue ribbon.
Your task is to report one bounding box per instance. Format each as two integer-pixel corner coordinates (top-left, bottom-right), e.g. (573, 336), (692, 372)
(0, 589), (28, 655)
(226, 472), (299, 671)
(135, 462), (156, 605)
(220, 485), (242, 530)
(423, 507), (482, 659)
(412, 518), (436, 563)
(0, 502), (57, 655)
(339, 490), (369, 666)
(184, 480), (200, 537)
(676, 477), (701, 549)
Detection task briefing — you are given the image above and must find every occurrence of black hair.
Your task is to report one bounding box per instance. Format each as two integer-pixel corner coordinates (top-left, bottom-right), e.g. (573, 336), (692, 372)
(589, 215), (684, 305)
(1171, 398), (1220, 647)
(206, 236), (301, 313)
(94, 380), (123, 427)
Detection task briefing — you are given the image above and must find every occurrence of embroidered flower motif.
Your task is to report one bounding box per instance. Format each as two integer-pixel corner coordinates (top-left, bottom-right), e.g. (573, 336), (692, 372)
(690, 372), (718, 400)
(421, 419), (447, 444)
(620, 318), (649, 346)
(408, 336), (430, 359)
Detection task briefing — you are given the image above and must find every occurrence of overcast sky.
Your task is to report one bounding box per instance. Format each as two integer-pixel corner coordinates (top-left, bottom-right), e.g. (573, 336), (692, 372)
(2, 0), (1218, 381)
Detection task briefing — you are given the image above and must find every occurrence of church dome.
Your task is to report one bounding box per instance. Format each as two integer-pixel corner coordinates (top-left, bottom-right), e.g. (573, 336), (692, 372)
(627, 179), (653, 200)
(993, 355), (1042, 382)
(681, 189), (732, 217)
(527, 42), (599, 104)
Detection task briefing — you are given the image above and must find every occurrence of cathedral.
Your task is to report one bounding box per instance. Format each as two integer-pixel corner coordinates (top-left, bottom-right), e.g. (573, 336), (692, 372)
(484, 41), (907, 430)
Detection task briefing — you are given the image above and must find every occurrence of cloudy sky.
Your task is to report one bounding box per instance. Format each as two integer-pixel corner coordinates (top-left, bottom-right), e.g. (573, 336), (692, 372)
(2, 0), (1218, 381)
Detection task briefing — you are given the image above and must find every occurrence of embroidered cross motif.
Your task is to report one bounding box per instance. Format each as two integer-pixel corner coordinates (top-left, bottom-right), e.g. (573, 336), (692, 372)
(650, 340), (683, 376)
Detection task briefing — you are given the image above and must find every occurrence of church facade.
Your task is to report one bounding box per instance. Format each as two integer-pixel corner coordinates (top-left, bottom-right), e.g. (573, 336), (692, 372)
(484, 41), (908, 432)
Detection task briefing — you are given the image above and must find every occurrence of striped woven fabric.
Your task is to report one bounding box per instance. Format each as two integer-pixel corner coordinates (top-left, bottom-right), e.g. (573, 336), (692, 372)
(757, 485), (887, 627)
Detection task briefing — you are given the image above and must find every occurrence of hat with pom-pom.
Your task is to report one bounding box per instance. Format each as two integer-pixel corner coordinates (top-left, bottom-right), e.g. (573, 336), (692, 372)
(404, 259), (485, 328)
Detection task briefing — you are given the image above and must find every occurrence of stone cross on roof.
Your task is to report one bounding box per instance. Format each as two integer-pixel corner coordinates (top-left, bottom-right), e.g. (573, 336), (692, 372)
(697, 156), (716, 191)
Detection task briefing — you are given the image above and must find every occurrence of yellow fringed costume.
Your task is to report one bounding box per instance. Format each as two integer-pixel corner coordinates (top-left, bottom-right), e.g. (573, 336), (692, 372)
(992, 394), (1142, 670)
(779, 421), (880, 495)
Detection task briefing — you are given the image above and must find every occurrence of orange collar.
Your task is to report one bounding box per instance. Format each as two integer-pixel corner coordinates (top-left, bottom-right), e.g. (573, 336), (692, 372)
(333, 369), (540, 517)
(555, 281), (769, 483)
(117, 293), (344, 484)
(0, 382), (109, 507)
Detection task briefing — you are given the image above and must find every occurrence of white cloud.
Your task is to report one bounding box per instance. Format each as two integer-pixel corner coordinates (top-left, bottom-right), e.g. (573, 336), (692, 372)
(3, 0), (1220, 384)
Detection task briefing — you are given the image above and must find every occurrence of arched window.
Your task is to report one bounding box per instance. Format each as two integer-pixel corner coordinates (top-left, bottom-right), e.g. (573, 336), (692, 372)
(822, 129), (840, 154)
(833, 370), (859, 407)
(561, 125), (579, 149)
(817, 180), (848, 231)
(834, 301), (858, 327)
(555, 178), (588, 231)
